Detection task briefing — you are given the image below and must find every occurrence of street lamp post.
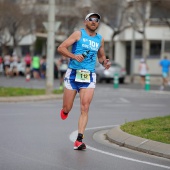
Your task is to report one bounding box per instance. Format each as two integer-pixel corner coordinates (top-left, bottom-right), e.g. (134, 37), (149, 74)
(129, 0), (137, 83)
(130, 22), (136, 83)
(46, 0), (55, 94)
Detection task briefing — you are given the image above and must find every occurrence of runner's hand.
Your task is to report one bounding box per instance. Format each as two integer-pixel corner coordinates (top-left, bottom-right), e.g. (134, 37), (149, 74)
(103, 59), (111, 70)
(74, 55), (84, 62)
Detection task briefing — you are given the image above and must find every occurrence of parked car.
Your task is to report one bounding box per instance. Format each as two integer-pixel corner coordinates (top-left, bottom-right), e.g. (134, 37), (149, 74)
(95, 61), (126, 83)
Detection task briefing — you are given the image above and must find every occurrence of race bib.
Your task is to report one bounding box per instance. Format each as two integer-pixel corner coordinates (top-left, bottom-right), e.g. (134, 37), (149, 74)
(75, 69), (90, 83)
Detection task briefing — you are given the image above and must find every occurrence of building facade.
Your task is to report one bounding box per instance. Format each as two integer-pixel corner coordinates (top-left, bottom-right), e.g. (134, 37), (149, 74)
(1, 0), (170, 78)
(113, 0), (170, 76)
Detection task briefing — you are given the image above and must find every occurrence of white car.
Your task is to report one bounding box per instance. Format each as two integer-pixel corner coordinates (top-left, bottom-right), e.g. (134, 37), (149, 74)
(95, 61), (126, 83)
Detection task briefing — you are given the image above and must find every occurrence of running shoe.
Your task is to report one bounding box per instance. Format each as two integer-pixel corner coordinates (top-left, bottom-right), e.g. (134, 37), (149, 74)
(60, 109), (69, 120)
(74, 140), (86, 150)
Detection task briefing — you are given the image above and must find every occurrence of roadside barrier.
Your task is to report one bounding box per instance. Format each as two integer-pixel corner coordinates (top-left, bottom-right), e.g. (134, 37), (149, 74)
(145, 74), (150, 91)
(114, 73), (119, 89)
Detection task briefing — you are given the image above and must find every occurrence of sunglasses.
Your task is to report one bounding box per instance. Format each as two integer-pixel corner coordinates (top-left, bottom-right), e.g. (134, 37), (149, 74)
(86, 18), (100, 23)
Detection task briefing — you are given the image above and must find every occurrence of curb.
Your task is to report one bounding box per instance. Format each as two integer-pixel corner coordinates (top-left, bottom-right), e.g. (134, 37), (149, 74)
(106, 126), (170, 159)
(0, 94), (63, 102)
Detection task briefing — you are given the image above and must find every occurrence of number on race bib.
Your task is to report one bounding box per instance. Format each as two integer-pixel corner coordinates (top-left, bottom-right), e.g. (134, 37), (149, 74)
(75, 70), (90, 83)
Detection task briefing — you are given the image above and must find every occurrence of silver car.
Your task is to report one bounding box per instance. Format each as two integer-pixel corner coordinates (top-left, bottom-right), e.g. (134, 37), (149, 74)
(95, 61), (126, 83)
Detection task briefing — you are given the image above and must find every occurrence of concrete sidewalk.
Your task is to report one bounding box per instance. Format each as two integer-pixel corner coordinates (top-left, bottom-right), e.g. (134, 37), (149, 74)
(106, 126), (170, 159)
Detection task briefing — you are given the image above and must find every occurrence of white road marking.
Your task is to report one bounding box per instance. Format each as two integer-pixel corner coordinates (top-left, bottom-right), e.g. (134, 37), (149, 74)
(119, 97), (130, 103)
(69, 126), (170, 170)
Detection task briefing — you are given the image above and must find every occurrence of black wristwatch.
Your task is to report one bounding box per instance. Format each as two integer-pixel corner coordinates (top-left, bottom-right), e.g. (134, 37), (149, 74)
(101, 60), (105, 65)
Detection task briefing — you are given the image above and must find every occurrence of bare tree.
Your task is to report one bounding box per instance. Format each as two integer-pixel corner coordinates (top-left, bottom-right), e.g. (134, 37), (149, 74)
(55, 1), (81, 37)
(90, 0), (131, 59)
(0, 1), (34, 56)
(0, 1), (12, 55)
(92, 0), (129, 35)
(89, 0), (170, 60)
(127, 0), (150, 59)
(132, 0), (170, 59)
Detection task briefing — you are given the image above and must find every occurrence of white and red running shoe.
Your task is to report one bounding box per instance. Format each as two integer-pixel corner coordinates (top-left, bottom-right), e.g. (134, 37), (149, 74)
(60, 109), (69, 120)
(74, 140), (86, 150)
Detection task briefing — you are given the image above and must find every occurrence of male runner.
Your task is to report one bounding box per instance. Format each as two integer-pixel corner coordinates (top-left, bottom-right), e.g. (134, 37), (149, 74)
(57, 13), (111, 150)
(159, 56), (170, 90)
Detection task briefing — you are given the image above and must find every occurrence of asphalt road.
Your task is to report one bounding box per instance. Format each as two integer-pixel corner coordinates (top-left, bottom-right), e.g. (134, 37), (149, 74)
(0, 77), (170, 170)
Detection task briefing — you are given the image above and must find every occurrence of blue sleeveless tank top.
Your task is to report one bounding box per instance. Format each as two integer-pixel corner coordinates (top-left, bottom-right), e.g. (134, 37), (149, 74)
(68, 28), (102, 72)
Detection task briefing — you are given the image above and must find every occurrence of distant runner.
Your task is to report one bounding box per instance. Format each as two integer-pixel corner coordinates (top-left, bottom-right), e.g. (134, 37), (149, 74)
(58, 56), (69, 90)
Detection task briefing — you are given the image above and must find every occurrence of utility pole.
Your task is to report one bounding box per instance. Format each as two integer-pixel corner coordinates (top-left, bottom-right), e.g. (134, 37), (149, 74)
(130, 0), (136, 83)
(130, 22), (135, 83)
(46, 0), (55, 94)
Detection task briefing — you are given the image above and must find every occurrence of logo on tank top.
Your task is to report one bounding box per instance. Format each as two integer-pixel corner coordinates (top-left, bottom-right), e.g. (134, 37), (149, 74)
(82, 39), (99, 51)
(83, 38), (88, 42)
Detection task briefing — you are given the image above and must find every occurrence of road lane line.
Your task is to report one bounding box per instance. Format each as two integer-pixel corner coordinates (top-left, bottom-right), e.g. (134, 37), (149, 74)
(69, 126), (170, 170)
(119, 97), (130, 103)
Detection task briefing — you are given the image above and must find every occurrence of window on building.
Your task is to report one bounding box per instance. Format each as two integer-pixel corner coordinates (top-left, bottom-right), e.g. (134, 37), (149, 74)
(135, 41), (142, 58)
(149, 41), (161, 58)
(38, 0), (48, 4)
(56, 0), (73, 5)
(56, 0), (62, 5)
(8, 0), (17, 3)
(151, 2), (170, 19)
(165, 41), (170, 53)
(127, 41), (142, 58)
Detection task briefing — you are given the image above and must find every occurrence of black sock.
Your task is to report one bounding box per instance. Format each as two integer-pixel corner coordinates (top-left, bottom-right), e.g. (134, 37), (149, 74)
(77, 133), (83, 142)
(63, 112), (68, 115)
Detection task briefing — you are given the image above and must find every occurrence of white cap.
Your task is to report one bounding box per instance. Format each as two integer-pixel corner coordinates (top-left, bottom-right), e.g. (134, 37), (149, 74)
(85, 13), (101, 20)
(140, 58), (145, 62)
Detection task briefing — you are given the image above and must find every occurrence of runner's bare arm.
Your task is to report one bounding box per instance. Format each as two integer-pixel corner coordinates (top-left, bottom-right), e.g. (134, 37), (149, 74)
(97, 38), (111, 69)
(57, 31), (84, 62)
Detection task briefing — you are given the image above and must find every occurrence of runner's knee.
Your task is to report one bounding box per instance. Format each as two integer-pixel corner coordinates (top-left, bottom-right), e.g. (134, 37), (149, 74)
(81, 103), (90, 113)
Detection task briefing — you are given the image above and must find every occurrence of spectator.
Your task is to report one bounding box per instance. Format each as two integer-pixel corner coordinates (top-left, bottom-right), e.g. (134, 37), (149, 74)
(40, 55), (46, 79)
(3, 54), (11, 77)
(10, 53), (19, 77)
(159, 56), (170, 90)
(0, 55), (3, 75)
(32, 55), (40, 79)
(138, 58), (149, 88)
(24, 53), (32, 81)
(57, 55), (69, 90)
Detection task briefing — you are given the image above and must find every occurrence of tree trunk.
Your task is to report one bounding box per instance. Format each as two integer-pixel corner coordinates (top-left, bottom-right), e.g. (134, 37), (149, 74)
(142, 30), (147, 59)
(13, 39), (21, 57)
(1, 44), (8, 56)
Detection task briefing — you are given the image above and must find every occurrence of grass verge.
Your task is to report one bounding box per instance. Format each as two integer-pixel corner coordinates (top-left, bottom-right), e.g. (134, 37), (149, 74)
(0, 87), (63, 96)
(120, 115), (170, 144)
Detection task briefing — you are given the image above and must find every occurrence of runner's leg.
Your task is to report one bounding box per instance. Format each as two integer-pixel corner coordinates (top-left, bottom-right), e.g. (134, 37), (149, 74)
(78, 88), (95, 134)
(62, 88), (77, 113)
